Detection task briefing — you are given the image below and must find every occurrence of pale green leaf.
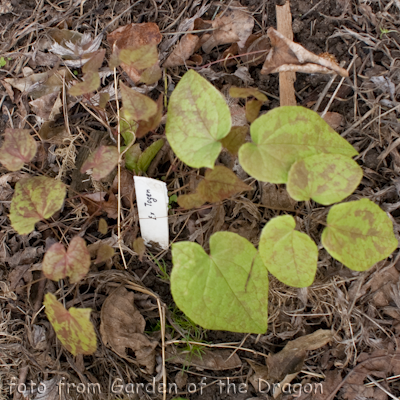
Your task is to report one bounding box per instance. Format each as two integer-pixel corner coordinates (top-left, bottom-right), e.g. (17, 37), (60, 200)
(259, 215), (318, 287)
(166, 69), (231, 168)
(120, 82), (157, 122)
(287, 154), (363, 205)
(171, 232), (269, 334)
(137, 138), (164, 172)
(124, 143), (141, 172)
(44, 293), (97, 356)
(10, 176), (66, 235)
(322, 199), (398, 271)
(238, 106), (358, 183)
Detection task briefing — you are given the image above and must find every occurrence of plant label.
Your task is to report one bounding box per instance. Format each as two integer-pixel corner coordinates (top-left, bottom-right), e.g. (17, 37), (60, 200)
(134, 176), (169, 250)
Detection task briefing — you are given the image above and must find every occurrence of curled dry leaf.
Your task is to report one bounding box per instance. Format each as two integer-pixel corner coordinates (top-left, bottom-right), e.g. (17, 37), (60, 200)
(261, 28), (348, 77)
(80, 145), (119, 181)
(29, 91), (62, 122)
(201, 1), (254, 54)
(42, 236), (91, 283)
(166, 346), (241, 370)
(108, 23), (162, 84)
(100, 286), (158, 373)
(0, 128), (37, 171)
(164, 34), (200, 68)
(48, 28), (103, 68)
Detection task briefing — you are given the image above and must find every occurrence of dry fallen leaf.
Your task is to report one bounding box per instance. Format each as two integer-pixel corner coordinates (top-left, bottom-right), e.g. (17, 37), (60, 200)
(262, 27), (348, 77)
(164, 34), (200, 67)
(249, 329), (332, 389)
(100, 286), (158, 373)
(166, 346), (241, 370)
(201, 1), (254, 54)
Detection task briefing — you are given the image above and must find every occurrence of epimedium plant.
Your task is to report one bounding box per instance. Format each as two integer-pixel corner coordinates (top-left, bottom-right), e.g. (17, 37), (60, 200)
(0, 49), (167, 357)
(165, 69), (398, 334)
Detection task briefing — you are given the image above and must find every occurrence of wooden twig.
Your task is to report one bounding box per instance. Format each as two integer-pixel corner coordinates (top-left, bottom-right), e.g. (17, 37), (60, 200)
(276, 0), (296, 106)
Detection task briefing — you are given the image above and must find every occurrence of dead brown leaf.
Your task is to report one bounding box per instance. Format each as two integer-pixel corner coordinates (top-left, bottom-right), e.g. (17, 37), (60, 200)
(82, 191), (118, 219)
(322, 112), (344, 130)
(163, 34), (200, 67)
(261, 28), (348, 77)
(201, 1), (254, 54)
(166, 346), (241, 370)
(100, 286), (158, 373)
(261, 183), (296, 211)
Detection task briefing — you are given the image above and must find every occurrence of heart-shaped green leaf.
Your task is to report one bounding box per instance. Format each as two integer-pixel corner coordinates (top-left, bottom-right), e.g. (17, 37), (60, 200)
(287, 154), (363, 205)
(166, 70), (231, 168)
(259, 215), (318, 287)
(10, 176), (66, 235)
(81, 145), (119, 180)
(238, 106), (358, 183)
(322, 199), (398, 271)
(171, 232), (268, 334)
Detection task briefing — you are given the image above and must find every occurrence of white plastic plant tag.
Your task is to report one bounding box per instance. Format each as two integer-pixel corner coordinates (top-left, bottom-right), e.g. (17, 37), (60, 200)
(134, 176), (169, 250)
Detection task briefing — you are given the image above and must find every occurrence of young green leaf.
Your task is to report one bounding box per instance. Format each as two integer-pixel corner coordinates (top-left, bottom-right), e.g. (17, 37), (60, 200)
(120, 108), (138, 145)
(166, 69), (231, 168)
(42, 237), (91, 283)
(120, 82), (157, 122)
(124, 143), (142, 172)
(229, 86), (268, 102)
(98, 218), (108, 234)
(94, 243), (115, 264)
(81, 145), (119, 180)
(69, 72), (100, 96)
(44, 293), (97, 356)
(178, 165), (251, 209)
(259, 215), (318, 287)
(287, 154), (363, 205)
(136, 93), (163, 138)
(0, 128), (37, 171)
(10, 176), (66, 235)
(246, 99), (262, 123)
(238, 106), (358, 183)
(322, 199), (398, 271)
(137, 138), (164, 173)
(219, 126), (247, 155)
(171, 232), (269, 334)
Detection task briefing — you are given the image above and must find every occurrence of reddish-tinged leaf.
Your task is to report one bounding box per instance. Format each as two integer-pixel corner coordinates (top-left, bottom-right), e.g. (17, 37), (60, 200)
(98, 218), (108, 234)
(229, 87), (268, 102)
(136, 94), (163, 138)
(107, 23), (162, 84)
(10, 176), (66, 235)
(0, 129), (37, 171)
(82, 49), (106, 73)
(178, 166), (251, 209)
(94, 244), (115, 264)
(246, 99), (262, 123)
(81, 145), (119, 180)
(133, 237), (146, 261)
(42, 237), (91, 283)
(220, 126), (248, 155)
(120, 82), (158, 122)
(44, 293), (97, 356)
(69, 72), (100, 96)
(163, 34), (200, 68)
